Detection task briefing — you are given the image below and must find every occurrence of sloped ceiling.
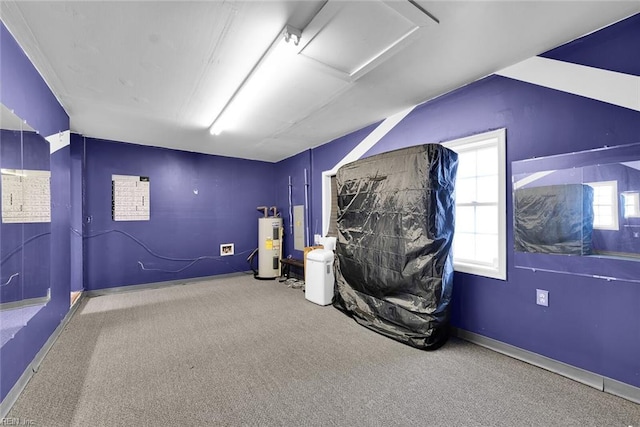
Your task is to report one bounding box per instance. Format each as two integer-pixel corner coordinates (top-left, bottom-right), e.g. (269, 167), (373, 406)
(2, 1), (639, 162)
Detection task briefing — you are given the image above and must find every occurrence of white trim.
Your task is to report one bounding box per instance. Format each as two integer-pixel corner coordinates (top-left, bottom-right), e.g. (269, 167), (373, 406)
(622, 192), (640, 218)
(622, 161), (640, 172)
(83, 272), (247, 297)
(513, 170), (556, 190)
(497, 56), (640, 112)
(453, 328), (603, 390)
(585, 180), (620, 231)
(453, 327), (640, 404)
(321, 106), (414, 236)
(443, 129), (507, 281)
(604, 377), (640, 405)
(321, 172), (334, 237)
(45, 130), (70, 154)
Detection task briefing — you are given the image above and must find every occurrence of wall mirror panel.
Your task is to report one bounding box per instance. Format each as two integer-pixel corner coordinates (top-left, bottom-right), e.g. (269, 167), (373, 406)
(512, 142), (640, 283)
(0, 103), (51, 351)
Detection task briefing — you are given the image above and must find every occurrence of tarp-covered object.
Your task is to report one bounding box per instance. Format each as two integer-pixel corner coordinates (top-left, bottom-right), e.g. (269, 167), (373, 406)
(514, 184), (594, 255)
(333, 144), (458, 350)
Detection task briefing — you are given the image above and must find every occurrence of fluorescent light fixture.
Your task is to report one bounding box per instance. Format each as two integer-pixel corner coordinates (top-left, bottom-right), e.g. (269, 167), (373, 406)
(209, 25), (303, 136)
(283, 25), (301, 46)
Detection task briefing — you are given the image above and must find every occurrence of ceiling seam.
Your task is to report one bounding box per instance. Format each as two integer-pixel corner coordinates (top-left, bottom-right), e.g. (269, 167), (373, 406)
(176, 3), (239, 123)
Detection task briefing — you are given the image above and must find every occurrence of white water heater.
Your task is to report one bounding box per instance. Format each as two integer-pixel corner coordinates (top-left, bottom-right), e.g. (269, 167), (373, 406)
(258, 217), (283, 279)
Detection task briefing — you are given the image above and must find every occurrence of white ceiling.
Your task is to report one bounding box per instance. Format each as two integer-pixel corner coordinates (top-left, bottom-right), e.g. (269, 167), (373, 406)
(2, 1), (639, 162)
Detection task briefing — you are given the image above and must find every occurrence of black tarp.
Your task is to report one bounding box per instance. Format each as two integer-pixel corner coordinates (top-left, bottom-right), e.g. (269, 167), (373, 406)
(333, 144), (458, 350)
(514, 184), (594, 255)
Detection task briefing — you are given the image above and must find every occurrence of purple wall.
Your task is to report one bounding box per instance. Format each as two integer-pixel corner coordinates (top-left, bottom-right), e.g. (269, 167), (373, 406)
(49, 143), (71, 305)
(70, 134), (85, 293)
(83, 138), (276, 290)
(292, 14), (640, 389)
(0, 24), (68, 137)
(2, 10), (640, 406)
(540, 13), (640, 76)
(1, 21), (70, 402)
(274, 150), (312, 259)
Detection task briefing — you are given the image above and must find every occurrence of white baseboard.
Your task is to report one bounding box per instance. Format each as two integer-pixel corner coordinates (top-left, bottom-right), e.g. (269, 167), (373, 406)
(604, 376), (640, 405)
(84, 271), (250, 297)
(0, 293), (50, 311)
(452, 327), (640, 404)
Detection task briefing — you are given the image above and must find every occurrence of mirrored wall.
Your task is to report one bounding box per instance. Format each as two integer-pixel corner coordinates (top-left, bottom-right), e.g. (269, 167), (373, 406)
(512, 142), (640, 283)
(0, 103), (51, 352)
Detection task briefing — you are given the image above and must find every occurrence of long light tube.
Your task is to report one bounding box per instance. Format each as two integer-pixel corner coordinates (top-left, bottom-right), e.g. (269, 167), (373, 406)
(209, 25), (302, 136)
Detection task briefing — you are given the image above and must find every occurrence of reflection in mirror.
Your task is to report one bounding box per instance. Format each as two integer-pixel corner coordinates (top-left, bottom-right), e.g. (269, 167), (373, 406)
(0, 103), (51, 349)
(512, 142), (640, 283)
(622, 191), (640, 219)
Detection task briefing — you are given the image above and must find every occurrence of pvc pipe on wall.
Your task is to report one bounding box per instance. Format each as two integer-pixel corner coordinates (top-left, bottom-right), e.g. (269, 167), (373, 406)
(304, 168), (310, 247)
(288, 176), (293, 234)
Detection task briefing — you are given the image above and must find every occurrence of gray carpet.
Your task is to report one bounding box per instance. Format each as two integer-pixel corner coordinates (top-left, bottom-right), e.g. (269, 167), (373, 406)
(8, 275), (640, 426)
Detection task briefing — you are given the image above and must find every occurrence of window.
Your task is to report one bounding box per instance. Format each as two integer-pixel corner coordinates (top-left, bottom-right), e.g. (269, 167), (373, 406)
(586, 181), (619, 230)
(443, 129), (507, 280)
(622, 192), (640, 219)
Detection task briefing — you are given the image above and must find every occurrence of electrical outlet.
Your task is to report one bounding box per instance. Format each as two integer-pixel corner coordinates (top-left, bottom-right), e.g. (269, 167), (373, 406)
(536, 289), (549, 307)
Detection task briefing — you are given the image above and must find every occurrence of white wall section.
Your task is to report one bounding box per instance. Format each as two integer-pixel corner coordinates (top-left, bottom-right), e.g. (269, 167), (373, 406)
(513, 170), (557, 190)
(497, 56), (640, 112)
(45, 130), (70, 154)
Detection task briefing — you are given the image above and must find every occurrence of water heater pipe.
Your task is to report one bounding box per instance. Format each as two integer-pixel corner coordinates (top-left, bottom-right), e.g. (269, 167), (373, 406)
(288, 176), (293, 234)
(304, 168), (310, 247)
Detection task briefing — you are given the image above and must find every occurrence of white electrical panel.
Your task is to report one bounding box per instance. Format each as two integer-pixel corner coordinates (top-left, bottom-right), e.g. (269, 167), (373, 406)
(1, 169), (51, 223)
(293, 205), (305, 251)
(112, 174), (150, 221)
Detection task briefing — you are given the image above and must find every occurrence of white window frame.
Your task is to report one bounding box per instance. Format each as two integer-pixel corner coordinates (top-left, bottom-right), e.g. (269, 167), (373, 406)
(322, 172), (336, 237)
(586, 180), (619, 230)
(622, 191), (640, 219)
(443, 129), (507, 281)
